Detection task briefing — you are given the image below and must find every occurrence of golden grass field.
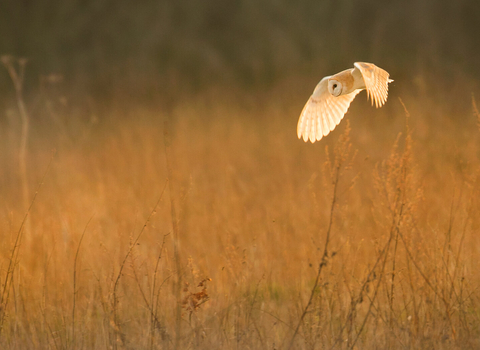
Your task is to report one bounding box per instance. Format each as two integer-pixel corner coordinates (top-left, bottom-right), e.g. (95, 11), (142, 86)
(1, 79), (480, 349)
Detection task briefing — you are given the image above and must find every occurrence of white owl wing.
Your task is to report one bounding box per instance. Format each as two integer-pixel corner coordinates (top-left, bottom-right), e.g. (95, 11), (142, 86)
(297, 77), (361, 143)
(354, 62), (392, 108)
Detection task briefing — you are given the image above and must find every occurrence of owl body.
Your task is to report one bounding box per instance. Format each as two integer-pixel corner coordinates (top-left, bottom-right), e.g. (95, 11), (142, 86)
(328, 68), (362, 95)
(297, 62), (392, 143)
(350, 66), (367, 90)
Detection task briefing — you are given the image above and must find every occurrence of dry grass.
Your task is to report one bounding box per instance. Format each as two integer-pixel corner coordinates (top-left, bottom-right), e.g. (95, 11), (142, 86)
(0, 86), (480, 350)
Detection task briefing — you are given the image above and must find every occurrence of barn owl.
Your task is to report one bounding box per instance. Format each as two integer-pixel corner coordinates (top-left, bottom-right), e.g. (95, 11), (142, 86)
(297, 62), (393, 143)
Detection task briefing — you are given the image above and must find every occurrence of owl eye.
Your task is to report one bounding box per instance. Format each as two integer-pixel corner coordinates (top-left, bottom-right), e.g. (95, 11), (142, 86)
(333, 84), (337, 89)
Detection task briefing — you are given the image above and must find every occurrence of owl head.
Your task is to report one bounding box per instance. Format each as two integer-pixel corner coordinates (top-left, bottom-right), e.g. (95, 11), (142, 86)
(328, 79), (342, 97)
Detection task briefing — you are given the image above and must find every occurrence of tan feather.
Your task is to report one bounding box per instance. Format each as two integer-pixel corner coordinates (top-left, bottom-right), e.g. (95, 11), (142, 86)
(354, 62), (392, 108)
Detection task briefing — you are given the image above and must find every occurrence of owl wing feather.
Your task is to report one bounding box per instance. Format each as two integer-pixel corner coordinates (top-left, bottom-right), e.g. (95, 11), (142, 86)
(297, 77), (361, 143)
(354, 62), (392, 108)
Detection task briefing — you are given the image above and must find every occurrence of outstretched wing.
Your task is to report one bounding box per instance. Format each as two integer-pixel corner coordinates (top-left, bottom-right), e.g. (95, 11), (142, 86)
(297, 77), (361, 143)
(354, 62), (392, 108)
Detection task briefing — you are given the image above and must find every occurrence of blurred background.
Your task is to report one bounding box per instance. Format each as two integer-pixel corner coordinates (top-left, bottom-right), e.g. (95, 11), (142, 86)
(1, 2), (480, 347)
(1, 0), (479, 109)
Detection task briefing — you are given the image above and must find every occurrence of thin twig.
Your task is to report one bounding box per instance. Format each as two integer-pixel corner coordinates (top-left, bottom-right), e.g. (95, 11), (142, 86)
(0, 149), (55, 334)
(1, 56), (30, 231)
(287, 165), (340, 350)
(163, 121), (182, 349)
(112, 180), (169, 348)
(287, 123), (353, 350)
(72, 214), (95, 349)
(150, 233), (170, 350)
(472, 94), (480, 131)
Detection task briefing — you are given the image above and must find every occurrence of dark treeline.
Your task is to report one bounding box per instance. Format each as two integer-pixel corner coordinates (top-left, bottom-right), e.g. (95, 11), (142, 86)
(0, 0), (479, 104)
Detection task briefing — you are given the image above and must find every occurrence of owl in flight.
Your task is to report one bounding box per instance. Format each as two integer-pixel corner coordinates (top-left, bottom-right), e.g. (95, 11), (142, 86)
(297, 62), (393, 143)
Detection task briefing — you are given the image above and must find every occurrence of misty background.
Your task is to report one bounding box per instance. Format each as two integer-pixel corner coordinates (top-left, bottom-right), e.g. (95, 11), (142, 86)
(1, 0), (479, 110)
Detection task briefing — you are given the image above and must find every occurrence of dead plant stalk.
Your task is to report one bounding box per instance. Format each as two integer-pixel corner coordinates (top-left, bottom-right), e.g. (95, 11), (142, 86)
(111, 180), (168, 349)
(0, 151), (54, 334)
(71, 214), (94, 349)
(164, 121), (182, 350)
(287, 123), (354, 350)
(1, 56), (30, 220)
